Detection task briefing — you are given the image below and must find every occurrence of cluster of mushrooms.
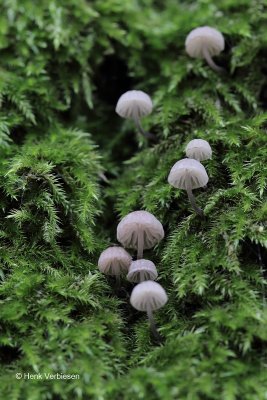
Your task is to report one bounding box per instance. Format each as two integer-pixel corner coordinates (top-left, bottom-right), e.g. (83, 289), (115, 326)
(98, 211), (167, 339)
(98, 26), (222, 337)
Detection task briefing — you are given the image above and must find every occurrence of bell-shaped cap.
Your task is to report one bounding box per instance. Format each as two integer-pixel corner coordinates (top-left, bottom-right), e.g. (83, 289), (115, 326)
(98, 246), (132, 276)
(168, 158), (208, 190)
(130, 281), (168, 312)
(185, 26), (224, 58)
(127, 259), (158, 283)
(115, 90), (153, 120)
(185, 139), (212, 161)
(117, 210), (164, 250)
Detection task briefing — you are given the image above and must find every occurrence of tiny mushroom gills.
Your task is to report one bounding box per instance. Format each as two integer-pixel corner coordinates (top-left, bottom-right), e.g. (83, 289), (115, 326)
(117, 210), (164, 259)
(185, 26), (225, 72)
(185, 139), (212, 161)
(115, 90), (155, 140)
(127, 259), (158, 283)
(98, 246), (132, 285)
(168, 158), (208, 217)
(130, 280), (168, 339)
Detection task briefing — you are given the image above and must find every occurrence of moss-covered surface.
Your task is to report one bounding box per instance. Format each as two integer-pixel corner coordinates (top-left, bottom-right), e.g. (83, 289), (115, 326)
(0, 0), (266, 399)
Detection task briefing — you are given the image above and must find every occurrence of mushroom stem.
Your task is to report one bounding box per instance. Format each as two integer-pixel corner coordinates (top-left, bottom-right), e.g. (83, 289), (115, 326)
(202, 46), (225, 73)
(140, 270), (145, 282)
(137, 230), (144, 259)
(115, 274), (121, 289)
(186, 187), (204, 217)
(147, 306), (161, 341)
(185, 170), (204, 216)
(184, 172), (204, 218)
(133, 115), (156, 141)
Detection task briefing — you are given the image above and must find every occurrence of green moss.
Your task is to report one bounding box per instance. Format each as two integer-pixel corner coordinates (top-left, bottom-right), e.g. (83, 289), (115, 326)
(0, 0), (266, 399)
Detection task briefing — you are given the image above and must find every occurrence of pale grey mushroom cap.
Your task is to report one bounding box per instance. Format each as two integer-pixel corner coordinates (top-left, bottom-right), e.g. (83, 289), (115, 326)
(117, 211), (164, 250)
(115, 90), (153, 120)
(127, 259), (158, 283)
(185, 139), (212, 161)
(130, 281), (168, 312)
(168, 158), (208, 190)
(98, 246), (132, 276)
(185, 26), (224, 58)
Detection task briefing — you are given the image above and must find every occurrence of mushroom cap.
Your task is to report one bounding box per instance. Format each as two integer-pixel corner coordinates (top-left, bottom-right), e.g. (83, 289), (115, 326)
(185, 139), (212, 161)
(185, 26), (224, 58)
(115, 90), (153, 120)
(117, 211), (164, 250)
(168, 158), (208, 190)
(98, 246), (132, 276)
(130, 280), (168, 312)
(127, 259), (158, 283)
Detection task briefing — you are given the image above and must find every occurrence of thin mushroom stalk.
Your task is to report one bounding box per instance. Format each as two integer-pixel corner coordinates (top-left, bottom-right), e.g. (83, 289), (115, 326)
(202, 46), (225, 73)
(185, 172), (204, 217)
(147, 306), (162, 341)
(115, 274), (121, 289)
(186, 186), (204, 217)
(133, 114), (156, 141)
(137, 230), (144, 259)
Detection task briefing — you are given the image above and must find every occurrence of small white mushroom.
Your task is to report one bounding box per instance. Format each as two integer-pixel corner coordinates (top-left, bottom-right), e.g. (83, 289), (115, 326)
(117, 211), (164, 259)
(185, 26), (225, 72)
(168, 158), (208, 216)
(98, 246), (132, 285)
(127, 259), (158, 283)
(130, 280), (168, 339)
(185, 139), (212, 161)
(115, 90), (155, 140)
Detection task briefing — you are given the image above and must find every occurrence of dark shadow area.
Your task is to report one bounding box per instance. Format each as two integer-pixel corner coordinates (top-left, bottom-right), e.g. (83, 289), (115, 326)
(94, 54), (133, 106)
(0, 345), (21, 364)
(240, 239), (267, 271)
